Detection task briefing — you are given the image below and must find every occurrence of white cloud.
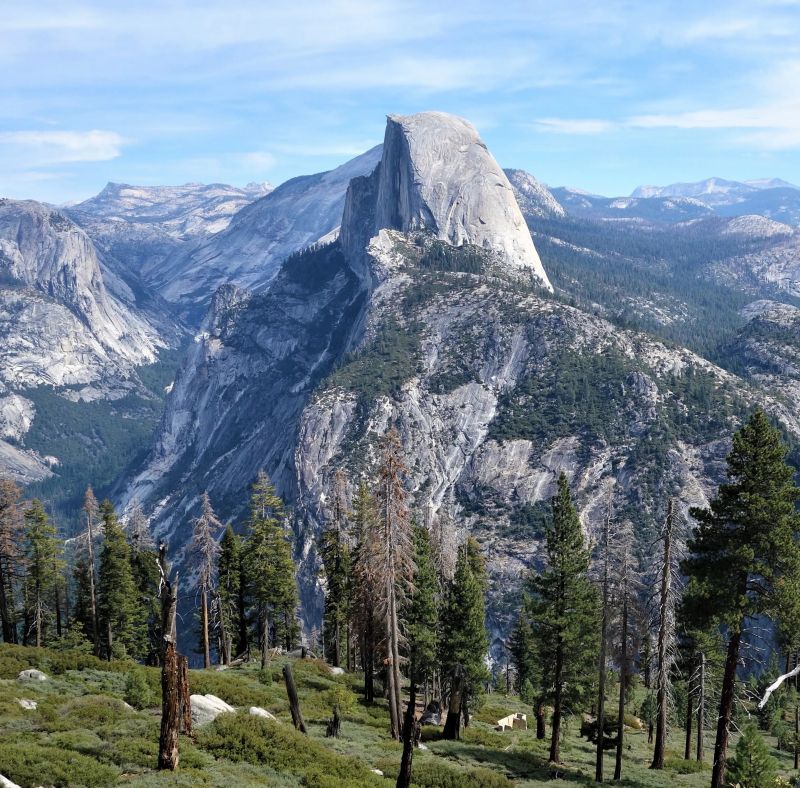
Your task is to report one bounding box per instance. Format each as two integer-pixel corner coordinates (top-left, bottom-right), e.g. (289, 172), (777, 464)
(0, 130), (126, 163)
(533, 118), (616, 135)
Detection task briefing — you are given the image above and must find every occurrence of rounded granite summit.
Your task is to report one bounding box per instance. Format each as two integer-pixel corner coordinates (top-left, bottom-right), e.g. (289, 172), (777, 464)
(374, 111), (552, 290)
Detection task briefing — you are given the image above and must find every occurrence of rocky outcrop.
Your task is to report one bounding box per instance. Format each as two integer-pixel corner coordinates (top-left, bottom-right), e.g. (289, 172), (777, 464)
(190, 694), (235, 726)
(505, 169), (565, 219)
(341, 113), (551, 289)
(17, 669), (48, 681)
(152, 146), (382, 315)
(0, 199), (164, 386)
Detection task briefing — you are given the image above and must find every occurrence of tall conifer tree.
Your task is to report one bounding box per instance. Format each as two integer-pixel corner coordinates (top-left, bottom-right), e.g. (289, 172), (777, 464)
(682, 410), (800, 788)
(191, 492), (222, 668)
(527, 473), (599, 764)
(320, 470), (351, 668)
(407, 521), (440, 699)
(217, 524), (245, 662)
(440, 537), (489, 732)
(23, 499), (62, 647)
(244, 472), (299, 667)
(0, 480), (22, 643)
(97, 500), (142, 659)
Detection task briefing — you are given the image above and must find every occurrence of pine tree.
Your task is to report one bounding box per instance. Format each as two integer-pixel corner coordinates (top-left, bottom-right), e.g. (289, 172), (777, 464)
(407, 521), (440, 698)
(350, 482), (379, 701)
(97, 500), (142, 659)
(527, 473), (599, 763)
(0, 480), (23, 643)
(79, 486), (101, 653)
(217, 524), (244, 662)
(373, 428), (415, 739)
(320, 471), (351, 668)
(681, 410), (800, 788)
(440, 537), (489, 736)
(191, 492), (222, 668)
(128, 519), (161, 666)
(22, 499), (63, 647)
(244, 472), (299, 667)
(727, 723), (777, 788)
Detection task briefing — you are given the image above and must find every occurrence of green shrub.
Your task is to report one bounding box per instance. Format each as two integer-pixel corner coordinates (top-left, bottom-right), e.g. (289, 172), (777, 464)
(257, 667), (273, 686)
(0, 740), (120, 788)
(378, 757), (510, 787)
(197, 713), (380, 786)
(125, 669), (155, 709)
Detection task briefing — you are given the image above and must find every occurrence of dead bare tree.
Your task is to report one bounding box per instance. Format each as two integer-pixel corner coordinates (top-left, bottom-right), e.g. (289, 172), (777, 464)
(158, 545), (181, 771)
(650, 499), (683, 770)
(82, 487), (101, 654)
(397, 682), (419, 788)
(374, 428), (416, 740)
(595, 491), (612, 782)
(283, 663), (307, 734)
(190, 492), (222, 669)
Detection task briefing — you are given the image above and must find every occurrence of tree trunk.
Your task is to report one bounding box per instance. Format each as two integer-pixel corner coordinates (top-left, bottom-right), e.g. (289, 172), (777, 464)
(710, 628), (742, 788)
(596, 504), (610, 783)
(283, 663), (307, 734)
(158, 550), (180, 771)
(385, 582), (401, 740)
(178, 655), (191, 735)
(260, 610), (269, 670)
(650, 500), (673, 770)
(443, 665), (464, 740)
(614, 583), (629, 781)
(217, 591), (230, 666)
(0, 566), (15, 643)
(536, 701), (546, 739)
(35, 586), (42, 648)
(200, 586), (210, 669)
(550, 635), (564, 763)
(87, 516), (99, 656)
(237, 565), (248, 657)
(397, 682), (418, 788)
(696, 652), (704, 762)
(684, 683), (693, 761)
(55, 583), (63, 638)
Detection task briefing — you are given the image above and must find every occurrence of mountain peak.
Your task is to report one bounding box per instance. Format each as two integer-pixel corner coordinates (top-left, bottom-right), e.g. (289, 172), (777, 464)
(342, 111), (552, 289)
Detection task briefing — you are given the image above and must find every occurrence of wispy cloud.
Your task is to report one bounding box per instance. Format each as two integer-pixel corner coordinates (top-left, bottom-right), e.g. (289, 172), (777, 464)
(534, 118), (616, 135)
(0, 130), (126, 163)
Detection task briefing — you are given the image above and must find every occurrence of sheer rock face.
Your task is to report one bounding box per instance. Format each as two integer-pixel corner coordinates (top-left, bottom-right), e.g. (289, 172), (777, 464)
(342, 113), (552, 289)
(504, 169), (566, 219)
(0, 199), (163, 386)
(153, 146), (383, 315)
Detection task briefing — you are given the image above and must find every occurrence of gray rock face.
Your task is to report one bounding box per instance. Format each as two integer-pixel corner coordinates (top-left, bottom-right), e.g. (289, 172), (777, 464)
(0, 199), (163, 386)
(68, 182), (272, 321)
(17, 668), (48, 681)
(341, 113), (551, 289)
(504, 169), (565, 219)
(190, 693), (236, 726)
(154, 146), (382, 315)
(249, 706), (278, 720)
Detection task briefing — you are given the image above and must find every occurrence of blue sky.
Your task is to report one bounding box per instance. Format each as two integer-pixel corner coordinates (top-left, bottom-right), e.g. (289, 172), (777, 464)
(2, 0), (799, 203)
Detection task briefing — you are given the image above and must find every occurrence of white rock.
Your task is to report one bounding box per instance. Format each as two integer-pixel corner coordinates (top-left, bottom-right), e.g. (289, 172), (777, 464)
(17, 699), (37, 710)
(189, 693), (235, 726)
(370, 769), (384, 776)
(17, 669), (48, 682)
(249, 706), (277, 720)
(0, 773), (22, 788)
(328, 666), (345, 676)
(342, 111), (552, 290)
